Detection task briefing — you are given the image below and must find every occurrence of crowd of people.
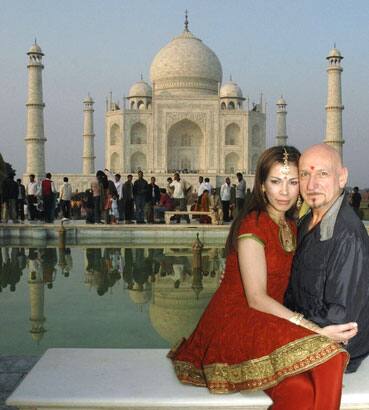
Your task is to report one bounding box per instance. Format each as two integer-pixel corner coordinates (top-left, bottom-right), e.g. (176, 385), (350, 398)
(0, 169), (253, 225)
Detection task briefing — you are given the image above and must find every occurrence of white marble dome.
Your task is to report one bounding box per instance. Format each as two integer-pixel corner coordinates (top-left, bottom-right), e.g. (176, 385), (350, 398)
(150, 29), (222, 95)
(220, 81), (243, 98)
(276, 96), (287, 105)
(128, 80), (153, 98)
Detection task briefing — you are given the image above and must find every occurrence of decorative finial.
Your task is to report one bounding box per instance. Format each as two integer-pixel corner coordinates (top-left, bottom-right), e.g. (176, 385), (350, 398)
(34, 37), (37, 45)
(184, 10), (189, 31)
(229, 73), (232, 82)
(140, 73), (143, 81)
(334, 42), (336, 48)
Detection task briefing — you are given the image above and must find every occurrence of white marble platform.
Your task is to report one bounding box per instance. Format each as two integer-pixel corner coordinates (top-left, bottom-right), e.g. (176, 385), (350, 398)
(6, 348), (369, 410)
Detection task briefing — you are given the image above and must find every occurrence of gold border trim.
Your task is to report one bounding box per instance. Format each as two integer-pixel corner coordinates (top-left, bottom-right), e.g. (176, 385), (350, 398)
(238, 233), (265, 246)
(169, 335), (348, 394)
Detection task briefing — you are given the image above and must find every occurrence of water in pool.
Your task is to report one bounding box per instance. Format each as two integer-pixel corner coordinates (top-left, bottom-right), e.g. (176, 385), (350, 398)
(0, 243), (224, 355)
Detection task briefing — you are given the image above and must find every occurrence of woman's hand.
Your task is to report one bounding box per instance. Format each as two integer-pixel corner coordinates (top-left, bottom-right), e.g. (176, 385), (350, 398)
(319, 322), (358, 343)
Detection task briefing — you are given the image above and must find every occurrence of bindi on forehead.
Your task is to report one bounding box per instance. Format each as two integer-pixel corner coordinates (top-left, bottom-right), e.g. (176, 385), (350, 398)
(310, 166), (315, 170)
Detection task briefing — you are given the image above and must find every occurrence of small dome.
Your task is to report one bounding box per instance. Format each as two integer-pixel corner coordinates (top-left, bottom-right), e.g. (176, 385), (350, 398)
(276, 96), (287, 105)
(220, 81), (243, 99)
(83, 95), (94, 103)
(327, 47), (342, 59)
(128, 80), (152, 98)
(28, 42), (43, 55)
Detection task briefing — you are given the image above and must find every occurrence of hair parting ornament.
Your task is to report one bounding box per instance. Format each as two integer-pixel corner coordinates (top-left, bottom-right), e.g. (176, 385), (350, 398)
(281, 148), (290, 176)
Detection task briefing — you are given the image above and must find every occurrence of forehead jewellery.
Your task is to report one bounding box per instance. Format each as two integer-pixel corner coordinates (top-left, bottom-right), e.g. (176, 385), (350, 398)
(281, 148), (290, 176)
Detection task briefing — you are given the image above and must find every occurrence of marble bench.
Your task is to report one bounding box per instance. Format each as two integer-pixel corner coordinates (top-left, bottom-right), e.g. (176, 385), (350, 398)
(164, 211), (218, 224)
(6, 348), (369, 410)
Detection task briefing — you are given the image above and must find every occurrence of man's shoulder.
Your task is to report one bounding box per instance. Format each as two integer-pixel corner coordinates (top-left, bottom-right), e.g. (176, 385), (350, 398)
(335, 199), (368, 239)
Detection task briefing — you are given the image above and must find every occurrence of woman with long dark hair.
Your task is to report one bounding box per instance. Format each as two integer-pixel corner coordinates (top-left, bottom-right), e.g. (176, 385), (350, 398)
(169, 146), (352, 409)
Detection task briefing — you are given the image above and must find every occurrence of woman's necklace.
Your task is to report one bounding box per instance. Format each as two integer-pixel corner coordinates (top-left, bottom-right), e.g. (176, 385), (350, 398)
(267, 211), (296, 253)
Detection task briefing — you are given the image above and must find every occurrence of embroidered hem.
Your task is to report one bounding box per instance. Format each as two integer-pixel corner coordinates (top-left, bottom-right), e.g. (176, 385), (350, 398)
(168, 335), (348, 394)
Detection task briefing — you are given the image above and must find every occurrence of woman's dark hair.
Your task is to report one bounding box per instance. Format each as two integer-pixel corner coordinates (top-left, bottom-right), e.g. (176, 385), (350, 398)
(225, 145), (301, 255)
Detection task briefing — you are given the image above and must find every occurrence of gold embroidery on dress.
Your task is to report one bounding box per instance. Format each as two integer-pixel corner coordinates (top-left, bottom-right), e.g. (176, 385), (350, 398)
(238, 233), (265, 246)
(170, 335), (348, 393)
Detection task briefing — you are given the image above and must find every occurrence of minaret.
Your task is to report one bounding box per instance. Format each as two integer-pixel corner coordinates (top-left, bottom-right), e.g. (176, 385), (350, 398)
(82, 95), (95, 174)
(25, 41), (46, 179)
(28, 259), (46, 342)
(325, 46), (344, 159)
(276, 97), (288, 146)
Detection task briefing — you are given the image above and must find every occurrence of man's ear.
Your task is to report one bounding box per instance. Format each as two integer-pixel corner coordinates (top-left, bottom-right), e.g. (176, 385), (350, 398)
(339, 167), (348, 189)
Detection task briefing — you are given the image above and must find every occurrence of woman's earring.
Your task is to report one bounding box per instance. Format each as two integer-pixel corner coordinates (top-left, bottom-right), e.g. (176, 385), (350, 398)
(262, 188), (268, 204)
(296, 195), (302, 209)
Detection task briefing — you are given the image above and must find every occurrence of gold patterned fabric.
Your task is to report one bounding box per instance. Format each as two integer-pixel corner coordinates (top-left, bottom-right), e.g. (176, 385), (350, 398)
(169, 335), (348, 394)
(238, 233), (265, 246)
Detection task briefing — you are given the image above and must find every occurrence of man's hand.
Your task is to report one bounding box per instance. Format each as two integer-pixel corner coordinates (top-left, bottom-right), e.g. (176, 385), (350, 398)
(320, 322), (358, 343)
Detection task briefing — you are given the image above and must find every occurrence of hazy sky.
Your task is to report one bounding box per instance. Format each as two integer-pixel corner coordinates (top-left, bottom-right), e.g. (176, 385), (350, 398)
(1, 0), (369, 185)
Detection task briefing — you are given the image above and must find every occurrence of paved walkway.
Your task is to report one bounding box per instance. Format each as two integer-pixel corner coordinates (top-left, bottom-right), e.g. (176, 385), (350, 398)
(0, 356), (39, 410)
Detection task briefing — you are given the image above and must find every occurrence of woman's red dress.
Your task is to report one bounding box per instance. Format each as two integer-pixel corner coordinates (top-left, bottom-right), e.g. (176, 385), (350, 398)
(169, 211), (347, 393)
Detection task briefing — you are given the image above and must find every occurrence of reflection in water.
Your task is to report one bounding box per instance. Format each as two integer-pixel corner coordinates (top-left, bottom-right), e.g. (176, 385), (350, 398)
(85, 248), (122, 295)
(1, 241), (225, 349)
(58, 248), (73, 277)
(0, 248), (26, 292)
(28, 249), (46, 341)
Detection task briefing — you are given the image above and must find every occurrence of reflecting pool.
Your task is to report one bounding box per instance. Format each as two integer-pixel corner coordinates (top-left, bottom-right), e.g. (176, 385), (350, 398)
(0, 241), (224, 355)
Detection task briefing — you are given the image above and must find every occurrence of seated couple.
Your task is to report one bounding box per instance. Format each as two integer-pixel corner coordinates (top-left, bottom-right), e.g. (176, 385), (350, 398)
(168, 144), (369, 410)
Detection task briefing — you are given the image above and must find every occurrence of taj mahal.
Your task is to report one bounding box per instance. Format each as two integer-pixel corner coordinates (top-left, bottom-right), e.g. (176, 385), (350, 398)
(23, 14), (344, 190)
(104, 15), (266, 179)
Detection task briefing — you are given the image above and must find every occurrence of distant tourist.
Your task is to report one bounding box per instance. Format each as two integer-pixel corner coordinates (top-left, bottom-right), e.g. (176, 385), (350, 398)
(81, 188), (94, 224)
(220, 177), (232, 222)
(350, 186), (362, 218)
(146, 176), (160, 223)
(122, 174), (134, 223)
(114, 174), (124, 222)
(41, 173), (57, 223)
(245, 188), (252, 209)
(26, 174), (38, 221)
(235, 172), (246, 211)
(203, 177), (212, 193)
(166, 177), (174, 198)
(154, 188), (174, 223)
(1, 172), (19, 223)
(91, 170), (105, 224)
(133, 171), (148, 224)
(197, 176), (204, 203)
(105, 173), (118, 224)
(209, 188), (222, 223)
(59, 177), (72, 218)
(199, 189), (211, 224)
(170, 172), (191, 223)
(16, 178), (26, 222)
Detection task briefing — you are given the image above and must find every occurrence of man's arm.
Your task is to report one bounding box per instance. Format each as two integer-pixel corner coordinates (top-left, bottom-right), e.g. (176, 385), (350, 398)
(321, 231), (369, 325)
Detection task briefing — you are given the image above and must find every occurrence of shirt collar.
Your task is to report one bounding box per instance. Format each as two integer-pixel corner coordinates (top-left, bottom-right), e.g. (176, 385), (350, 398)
(319, 192), (345, 241)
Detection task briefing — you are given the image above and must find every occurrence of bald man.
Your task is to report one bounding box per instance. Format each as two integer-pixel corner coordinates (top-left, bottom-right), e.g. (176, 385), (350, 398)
(285, 144), (369, 372)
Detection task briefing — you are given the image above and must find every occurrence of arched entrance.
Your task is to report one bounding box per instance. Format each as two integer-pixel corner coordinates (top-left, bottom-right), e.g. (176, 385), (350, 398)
(130, 122), (147, 144)
(131, 152), (147, 173)
(225, 152), (240, 174)
(110, 152), (120, 172)
(167, 119), (203, 173)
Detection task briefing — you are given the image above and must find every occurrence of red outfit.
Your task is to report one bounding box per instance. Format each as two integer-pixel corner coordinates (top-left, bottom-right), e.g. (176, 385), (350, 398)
(169, 211), (347, 408)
